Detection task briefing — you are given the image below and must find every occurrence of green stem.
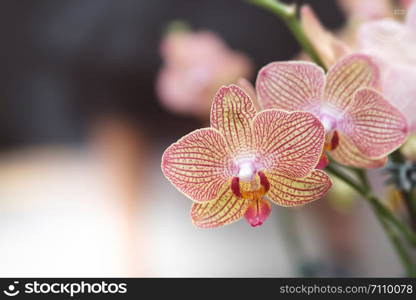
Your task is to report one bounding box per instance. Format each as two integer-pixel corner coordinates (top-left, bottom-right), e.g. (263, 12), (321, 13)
(327, 164), (416, 276)
(377, 211), (416, 277)
(355, 169), (369, 189)
(390, 150), (416, 230)
(326, 164), (416, 247)
(276, 209), (316, 276)
(248, 0), (327, 70)
(356, 167), (416, 276)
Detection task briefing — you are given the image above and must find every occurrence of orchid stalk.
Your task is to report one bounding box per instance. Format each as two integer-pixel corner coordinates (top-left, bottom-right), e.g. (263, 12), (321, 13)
(326, 163), (416, 276)
(390, 150), (416, 230)
(326, 163), (416, 247)
(249, 0), (416, 276)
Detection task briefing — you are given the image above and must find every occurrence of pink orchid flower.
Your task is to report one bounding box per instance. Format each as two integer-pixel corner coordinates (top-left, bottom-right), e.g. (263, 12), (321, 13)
(338, 0), (393, 22)
(161, 85), (332, 228)
(256, 54), (409, 169)
(157, 30), (252, 118)
(358, 3), (416, 132)
(401, 0), (415, 9)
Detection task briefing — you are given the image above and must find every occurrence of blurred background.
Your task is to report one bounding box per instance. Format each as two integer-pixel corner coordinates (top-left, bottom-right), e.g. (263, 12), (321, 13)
(0, 0), (404, 276)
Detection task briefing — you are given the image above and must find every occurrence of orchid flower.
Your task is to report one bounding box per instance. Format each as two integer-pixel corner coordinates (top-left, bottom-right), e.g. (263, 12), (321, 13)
(358, 2), (416, 133)
(256, 54), (409, 168)
(157, 29), (252, 118)
(162, 85), (332, 228)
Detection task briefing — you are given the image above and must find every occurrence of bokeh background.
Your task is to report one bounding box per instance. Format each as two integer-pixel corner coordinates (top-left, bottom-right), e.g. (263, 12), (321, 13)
(0, 0), (403, 276)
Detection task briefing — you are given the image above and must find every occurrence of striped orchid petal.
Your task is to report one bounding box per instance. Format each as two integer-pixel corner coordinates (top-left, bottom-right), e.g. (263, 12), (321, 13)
(237, 78), (257, 104)
(329, 132), (387, 168)
(340, 89), (408, 158)
(161, 128), (232, 203)
(265, 170), (332, 207)
(210, 85), (256, 154)
(191, 183), (249, 228)
(252, 110), (325, 178)
(324, 54), (379, 109)
(256, 61), (325, 111)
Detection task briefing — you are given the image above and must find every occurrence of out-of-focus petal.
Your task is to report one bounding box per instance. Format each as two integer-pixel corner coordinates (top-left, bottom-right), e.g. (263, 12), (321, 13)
(406, 2), (416, 31)
(161, 128), (232, 202)
(157, 30), (253, 118)
(383, 64), (416, 131)
(330, 131), (388, 168)
(161, 30), (227, 65)
(358, 20), (410, 63)
(210, 85), (256, 154)
(256, 61), (325, 110)
(358, 15), (416, 132)
(265, 170), (332, 207)
(340, 88), (408, 158)
(324, 54), (379, 109)
(300, 4), (350, 68)
(191, 184), (248, 228)
(253, 110), (325, 178)
(338, 0), (392, 21)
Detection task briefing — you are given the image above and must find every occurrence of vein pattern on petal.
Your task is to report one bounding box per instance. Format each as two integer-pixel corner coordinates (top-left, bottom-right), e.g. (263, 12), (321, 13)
(191, 183), (248, 228)
(341, 88), (408, 158)
(266, 170), (332, 207)
(329, 131), (387, 168)
(210, 85), (256, 154)
(162, 128), (231, 202)
(324, 54), (379, 109)
(256, 62), (325, 111)
(252, 110), (325, 178)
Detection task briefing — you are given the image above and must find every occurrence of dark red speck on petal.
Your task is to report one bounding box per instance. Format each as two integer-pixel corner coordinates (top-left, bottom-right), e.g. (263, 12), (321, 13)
(231, 177), (242, 197)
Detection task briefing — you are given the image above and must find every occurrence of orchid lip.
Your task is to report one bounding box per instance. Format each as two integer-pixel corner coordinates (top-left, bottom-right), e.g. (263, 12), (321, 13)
(244, 196), (272, 227)
(249, 220), (264, 227)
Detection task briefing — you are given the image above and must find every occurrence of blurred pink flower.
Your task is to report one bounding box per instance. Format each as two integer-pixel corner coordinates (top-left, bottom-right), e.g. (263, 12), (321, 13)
(300, 4), (350, 68)
(358, 3), (416, 132)
(162, 85), (331, 228)
(338, 0), (393, 21)
(256, 54), (408, 169)
(400, 0), (415, 9)
(157, 30), (252, 118)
